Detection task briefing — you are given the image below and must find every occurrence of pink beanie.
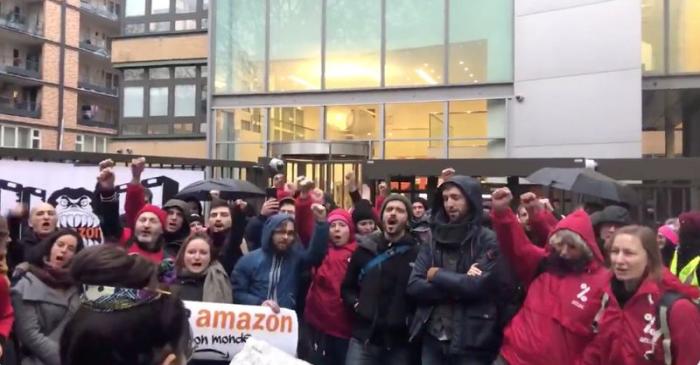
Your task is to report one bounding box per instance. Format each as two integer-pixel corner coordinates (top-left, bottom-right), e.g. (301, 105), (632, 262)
(658, 225), (679, 246)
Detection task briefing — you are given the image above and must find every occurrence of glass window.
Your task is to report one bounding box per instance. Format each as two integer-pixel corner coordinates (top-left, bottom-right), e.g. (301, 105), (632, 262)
(124, 68), (145, 81)
(175, 0), (197, 13)
(200, 65), (208, 77)
(31, 130), (40, 149)
(149, 67), (170, 79)
(269, 106), (320, 141)
(148, 124), (170, 134)
(125, 23), (145, 34)
(269, 0), (322, 91)
(151, 0), (170, 14)
(123, 87), (144, 117)
(149, 87), (169, 116)
(215, 0), (265, 93)
(385, 102), (444, 140)
(448, 99), (506, 158)
(75, 135), (83, 151)
(325, 0), (381, 89)
(84, 135), (96, 152)
(203, 0), (209, 10)
(174, 85), (196, 116)
(175, 66), (196, 78)
(175, 19), (197, 31)
(2, 126), (16, 147)
(122, 124), (143, 135)
(125, 0), (145, 16)
(18, 128), (29, 148)
(149, 21), (171, 32)
(201, 18), (208, 30)
(385, 141), (443, 159)
(215, 109), (264, 142)
(642, 0), (664, 74)
(216, 143), (264, 162)
(669, 0), (700, 73)
(449, 0), (513, 84)
(326, 105), (380, 140)
(174, 123), (194, 134)
(385, 0), (444, 86)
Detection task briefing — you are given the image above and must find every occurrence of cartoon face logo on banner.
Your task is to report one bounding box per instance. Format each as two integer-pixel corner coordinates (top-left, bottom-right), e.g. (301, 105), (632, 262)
(48, 188), (103, 246)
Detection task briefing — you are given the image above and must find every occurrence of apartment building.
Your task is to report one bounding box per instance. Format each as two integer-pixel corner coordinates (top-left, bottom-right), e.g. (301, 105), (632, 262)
(0, 0), (120, 152)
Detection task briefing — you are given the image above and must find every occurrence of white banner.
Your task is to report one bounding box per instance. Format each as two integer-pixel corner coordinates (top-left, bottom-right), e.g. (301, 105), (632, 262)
(0, 160), (203, 245)
(184, 301), (299, 361)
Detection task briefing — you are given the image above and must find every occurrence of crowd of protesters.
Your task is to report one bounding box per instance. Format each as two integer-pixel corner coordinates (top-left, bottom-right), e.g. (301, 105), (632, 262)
(0, 159), (697, 365)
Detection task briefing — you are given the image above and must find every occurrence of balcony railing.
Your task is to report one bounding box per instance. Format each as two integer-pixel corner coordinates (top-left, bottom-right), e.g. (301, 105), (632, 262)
(0, 60), (41, 79)
(0, 98), (40, 118)
(80, 1), (119, 22)
(79, 40), (111, 58)
(0, 12), (43, 37)
(78, 80), (117, 96)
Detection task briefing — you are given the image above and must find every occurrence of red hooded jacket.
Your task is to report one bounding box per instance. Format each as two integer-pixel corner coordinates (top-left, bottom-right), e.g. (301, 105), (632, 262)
(492, 209), (610, 365)
(577, 271), (700, 365)
(0, 277), (14, 339)
(304, 209), (357, 339)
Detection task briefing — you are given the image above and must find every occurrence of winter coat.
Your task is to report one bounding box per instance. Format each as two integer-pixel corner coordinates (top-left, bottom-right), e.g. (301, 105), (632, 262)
(7, 222), (44, 274)
(491, 208), (609, 365)
(577, 273), (700, 365)
(163, 199), (191, 258)
(0, 276), (14, 342)
(11, 272), (79, 365)
(407, 176), (504, 358)
(304, 238), (358, 339)
(172, 261), (233, 304)
(295, 195), (316, 247)
(232, 214), (328, 310)
(340, 230), (419, 347)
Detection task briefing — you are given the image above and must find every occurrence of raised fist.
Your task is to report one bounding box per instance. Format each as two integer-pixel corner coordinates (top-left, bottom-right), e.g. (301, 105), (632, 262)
(98, 159), (115, 171)
(234, 199), (248, 211)
(441, 167), (456, 180)
(97, 167), (115, 190)
(520, 192), (544, 214)
(209, 190), (220, 199)
(131, 157), (146, 178)
(491, 188), (513, 213)
(311, 203), (327, 222)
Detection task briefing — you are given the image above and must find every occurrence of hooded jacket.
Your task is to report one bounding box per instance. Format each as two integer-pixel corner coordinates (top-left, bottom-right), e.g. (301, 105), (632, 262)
(340, 229), (420, 347)
(576, 271), (700, 365)
(407, 176), (503, 358)
(491, 208), (609, 365)
(231, 214), (328, 310)
(304, 209), (358, 340)
(162, 199), (191, 258)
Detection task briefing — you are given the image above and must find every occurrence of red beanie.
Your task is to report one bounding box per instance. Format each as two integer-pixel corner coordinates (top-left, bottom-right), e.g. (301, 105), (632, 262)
(136, 204), (167, 229)
(328, 209), (355, 240)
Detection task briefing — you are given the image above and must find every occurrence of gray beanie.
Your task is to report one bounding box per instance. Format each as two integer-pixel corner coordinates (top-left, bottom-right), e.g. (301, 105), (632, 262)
(380, 194), (413, 221)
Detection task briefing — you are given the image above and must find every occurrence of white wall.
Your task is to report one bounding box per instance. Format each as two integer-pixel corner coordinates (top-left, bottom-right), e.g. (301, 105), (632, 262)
(510, 0), (642, 158)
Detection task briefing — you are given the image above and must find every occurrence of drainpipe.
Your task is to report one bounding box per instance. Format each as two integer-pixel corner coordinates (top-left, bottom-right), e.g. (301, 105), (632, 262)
(56, 0), (66, 150)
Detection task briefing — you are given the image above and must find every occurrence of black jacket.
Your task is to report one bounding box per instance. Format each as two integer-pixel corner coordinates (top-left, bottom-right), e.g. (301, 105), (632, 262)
(406, 175), (505, 358)
(340, 230), (419, 347)
(7, 219), (42, 273)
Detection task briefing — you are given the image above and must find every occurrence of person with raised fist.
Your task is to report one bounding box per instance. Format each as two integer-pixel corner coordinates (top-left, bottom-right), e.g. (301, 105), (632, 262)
(231, 203), (329, 312)
(489, 187), (609, 365)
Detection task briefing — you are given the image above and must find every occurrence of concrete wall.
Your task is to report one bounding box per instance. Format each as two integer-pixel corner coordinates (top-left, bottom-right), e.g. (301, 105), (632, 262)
(510, 0), (642, 158)
(109, 139), (207, 158)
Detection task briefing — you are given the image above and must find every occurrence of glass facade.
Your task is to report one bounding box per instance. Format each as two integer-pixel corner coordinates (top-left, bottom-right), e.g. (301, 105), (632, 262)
(214, 0), (513, 94)
(213, 100), (507, 160)
(642, 0), (700, 75)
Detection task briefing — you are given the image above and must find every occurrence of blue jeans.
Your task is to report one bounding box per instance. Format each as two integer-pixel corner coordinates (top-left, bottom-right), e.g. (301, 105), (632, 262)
(421, 335), (492, 365)
(345, 338), (411, 365)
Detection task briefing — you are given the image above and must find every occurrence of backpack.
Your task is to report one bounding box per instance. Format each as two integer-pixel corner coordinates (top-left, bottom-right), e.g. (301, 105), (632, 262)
(656, 291), (700, 365)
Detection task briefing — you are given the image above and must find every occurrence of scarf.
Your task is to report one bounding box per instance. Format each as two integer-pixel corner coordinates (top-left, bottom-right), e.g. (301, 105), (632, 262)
(178, 261), (232, 303)
(266, 255), (285, 302)
(27, 264), (73, 289)
(432, 219), (475, 248)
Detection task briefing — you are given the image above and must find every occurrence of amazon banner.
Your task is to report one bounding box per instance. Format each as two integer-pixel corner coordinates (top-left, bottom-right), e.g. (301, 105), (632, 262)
(185, 301), (299, 361)
(0, 160), (203, 246)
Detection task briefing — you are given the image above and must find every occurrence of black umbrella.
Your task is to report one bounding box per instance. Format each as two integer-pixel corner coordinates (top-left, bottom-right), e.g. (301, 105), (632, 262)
(526, 168), (638, 204)
(175, 178), (264, 201)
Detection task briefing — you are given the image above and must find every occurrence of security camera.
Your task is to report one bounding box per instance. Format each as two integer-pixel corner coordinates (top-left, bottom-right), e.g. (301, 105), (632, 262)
(268, 158), (285, 174)
(515, 95), (525, 103)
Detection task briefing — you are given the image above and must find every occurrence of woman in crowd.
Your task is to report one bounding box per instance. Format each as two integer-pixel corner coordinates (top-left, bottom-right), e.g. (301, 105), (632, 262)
(60, 245), (192, 365)
(657, 224), (678, 267)
(170, 232), (232, 303)
(304, 209), (358, 365)
(12, 229), (83, 365)
(578, 225), (700, 365)
(0, 217), (14, 364)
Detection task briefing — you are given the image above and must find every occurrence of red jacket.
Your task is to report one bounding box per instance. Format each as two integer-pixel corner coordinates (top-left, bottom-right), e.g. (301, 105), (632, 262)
(119, 227), (164, 264)
(577, 273), (700, 365)
(304, 240), (358, 339)
(295, 195), (314, 247)
(492, 209), (610, 365)
(0, 276), (14, 339)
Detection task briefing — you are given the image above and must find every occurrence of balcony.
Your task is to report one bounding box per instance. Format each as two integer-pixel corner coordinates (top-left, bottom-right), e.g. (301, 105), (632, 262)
(0, 60), (41, 80)
(0, 98), (40, 118)
(79, 40), (111, 58)
(80, 1), (119, 22)
(78, 80), (117, 96)
(0, 12), (43, 38)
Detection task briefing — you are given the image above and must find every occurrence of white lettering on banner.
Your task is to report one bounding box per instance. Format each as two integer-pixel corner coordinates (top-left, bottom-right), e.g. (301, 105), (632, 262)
(184, 301), (299, 362)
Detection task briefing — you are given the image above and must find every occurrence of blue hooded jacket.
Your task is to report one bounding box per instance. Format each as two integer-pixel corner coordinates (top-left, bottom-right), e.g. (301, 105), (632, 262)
(231, 214), (328, 310)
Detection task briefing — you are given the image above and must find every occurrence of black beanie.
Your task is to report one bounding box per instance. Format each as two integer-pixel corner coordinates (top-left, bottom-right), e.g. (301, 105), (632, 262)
(412, 197), (429, 211)
(352, 200), (377, 225)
